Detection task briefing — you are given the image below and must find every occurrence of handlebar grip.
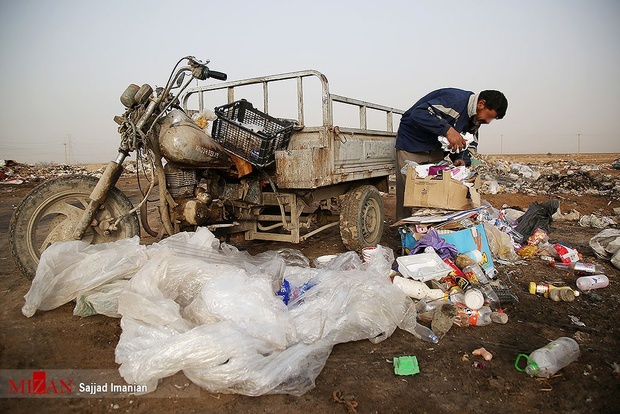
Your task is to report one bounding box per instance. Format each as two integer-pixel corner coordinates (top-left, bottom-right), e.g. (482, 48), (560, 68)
(207, 70), (227, 81)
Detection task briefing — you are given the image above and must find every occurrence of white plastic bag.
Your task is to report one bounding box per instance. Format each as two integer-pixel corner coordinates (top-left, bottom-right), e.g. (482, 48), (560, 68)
(25, 230), (425, 396)
(589, 229), (620, 269)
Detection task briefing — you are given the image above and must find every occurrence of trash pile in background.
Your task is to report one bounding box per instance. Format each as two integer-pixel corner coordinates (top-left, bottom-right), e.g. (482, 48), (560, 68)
(0, 159), (138, 184)
(475, 155), (620, 200)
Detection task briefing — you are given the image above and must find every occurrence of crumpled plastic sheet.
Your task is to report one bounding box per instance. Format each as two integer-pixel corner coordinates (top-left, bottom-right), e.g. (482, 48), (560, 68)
(578, 214), (616, 229)
(589, 229), (620, 270)
(74, 279), (130, 318)
(22, 228), (420, 396)
(22, 236), (150, 317)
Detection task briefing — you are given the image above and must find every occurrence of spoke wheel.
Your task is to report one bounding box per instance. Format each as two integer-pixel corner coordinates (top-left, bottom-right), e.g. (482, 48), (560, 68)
(9, 175), (140, 279)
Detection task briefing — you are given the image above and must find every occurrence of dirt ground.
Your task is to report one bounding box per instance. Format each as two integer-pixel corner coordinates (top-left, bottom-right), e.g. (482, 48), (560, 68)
(1, 154), (619, 413)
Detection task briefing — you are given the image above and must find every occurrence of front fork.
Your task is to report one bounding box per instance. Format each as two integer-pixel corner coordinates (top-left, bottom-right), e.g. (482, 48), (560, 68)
(72, 152), (127, 240)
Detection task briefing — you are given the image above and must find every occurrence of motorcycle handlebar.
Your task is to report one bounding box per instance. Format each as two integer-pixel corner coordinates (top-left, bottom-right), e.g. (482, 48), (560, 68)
(206, 69), (227, 81)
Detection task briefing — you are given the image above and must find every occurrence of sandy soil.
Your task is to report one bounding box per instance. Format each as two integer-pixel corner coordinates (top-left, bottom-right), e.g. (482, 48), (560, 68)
(1, 154), (619, 413)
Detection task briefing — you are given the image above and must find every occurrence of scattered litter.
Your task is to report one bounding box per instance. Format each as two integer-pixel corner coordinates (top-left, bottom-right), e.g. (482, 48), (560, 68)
(393, 356), (420, 376)
(472, 347), (493, 361)
(569, 315), (586, 327)
(0, 160), (138, 184)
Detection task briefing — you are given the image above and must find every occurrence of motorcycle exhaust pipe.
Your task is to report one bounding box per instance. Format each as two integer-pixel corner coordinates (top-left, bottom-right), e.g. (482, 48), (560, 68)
(72, 152), (127, 239)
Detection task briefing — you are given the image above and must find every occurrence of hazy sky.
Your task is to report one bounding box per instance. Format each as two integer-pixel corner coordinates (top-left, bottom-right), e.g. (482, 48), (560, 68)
(0, 0), (619, 164)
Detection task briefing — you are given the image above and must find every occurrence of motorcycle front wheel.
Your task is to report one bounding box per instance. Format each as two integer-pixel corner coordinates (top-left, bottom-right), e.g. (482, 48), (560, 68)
(9, 175), (140, 279)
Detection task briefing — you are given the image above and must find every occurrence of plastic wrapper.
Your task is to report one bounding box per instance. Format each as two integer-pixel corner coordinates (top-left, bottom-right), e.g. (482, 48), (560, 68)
(517, 245), (538, 258)
(410, 229), (458, 260)
(527, 228), (549, 246)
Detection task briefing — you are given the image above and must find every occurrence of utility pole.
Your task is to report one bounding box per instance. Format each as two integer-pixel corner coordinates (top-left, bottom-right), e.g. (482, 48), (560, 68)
(63, 134), (74, 164)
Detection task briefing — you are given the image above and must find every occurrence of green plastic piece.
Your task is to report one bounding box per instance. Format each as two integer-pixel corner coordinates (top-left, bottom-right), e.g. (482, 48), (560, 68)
(515, 353), (539, 376)
(393, 356), (420, 376)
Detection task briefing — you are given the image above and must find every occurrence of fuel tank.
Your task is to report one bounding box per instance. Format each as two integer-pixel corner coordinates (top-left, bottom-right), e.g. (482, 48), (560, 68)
(159, 109), (232, 168)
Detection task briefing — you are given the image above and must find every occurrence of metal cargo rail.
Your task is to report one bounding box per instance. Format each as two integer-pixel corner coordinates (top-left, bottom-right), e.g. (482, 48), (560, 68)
(182, 70), (404, 189)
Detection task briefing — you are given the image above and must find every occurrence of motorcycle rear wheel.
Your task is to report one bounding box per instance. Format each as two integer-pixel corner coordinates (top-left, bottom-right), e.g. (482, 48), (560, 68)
(9, 175), (140, 279)
(339, 184), (384, 252)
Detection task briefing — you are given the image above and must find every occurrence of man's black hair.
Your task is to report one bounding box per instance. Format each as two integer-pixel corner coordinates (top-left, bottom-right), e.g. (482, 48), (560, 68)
(479, 90), (508, 119)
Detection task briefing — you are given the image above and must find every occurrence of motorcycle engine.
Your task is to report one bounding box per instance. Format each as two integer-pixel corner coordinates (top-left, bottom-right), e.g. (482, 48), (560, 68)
(164, 164), (226, 226)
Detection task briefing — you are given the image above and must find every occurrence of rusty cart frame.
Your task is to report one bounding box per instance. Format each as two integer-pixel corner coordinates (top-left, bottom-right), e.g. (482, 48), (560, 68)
(182, 70), (404, 251)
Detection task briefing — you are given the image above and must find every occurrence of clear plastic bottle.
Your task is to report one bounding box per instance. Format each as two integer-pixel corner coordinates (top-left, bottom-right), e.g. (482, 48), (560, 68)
(550, 261), (605, 274)
(459, 305), (508, 326)
(515, 337), (580, 378)
(399, 303), (439, 344)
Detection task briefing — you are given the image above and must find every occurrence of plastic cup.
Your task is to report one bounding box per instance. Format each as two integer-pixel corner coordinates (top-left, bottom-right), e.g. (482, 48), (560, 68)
(362, 247), (377, 262)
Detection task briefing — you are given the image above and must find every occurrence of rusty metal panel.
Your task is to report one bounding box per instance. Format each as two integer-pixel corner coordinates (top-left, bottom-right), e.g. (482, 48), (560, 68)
(334, 130), (395, 167)
(275, 147), (333, 188)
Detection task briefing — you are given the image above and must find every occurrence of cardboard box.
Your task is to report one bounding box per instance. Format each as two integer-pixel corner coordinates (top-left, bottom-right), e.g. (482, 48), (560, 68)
(440, 224), (496, 277)
(404, 168), (480, 210)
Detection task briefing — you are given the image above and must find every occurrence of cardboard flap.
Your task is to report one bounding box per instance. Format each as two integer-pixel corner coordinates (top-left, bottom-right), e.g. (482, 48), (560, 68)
(404, 166), (480, 210)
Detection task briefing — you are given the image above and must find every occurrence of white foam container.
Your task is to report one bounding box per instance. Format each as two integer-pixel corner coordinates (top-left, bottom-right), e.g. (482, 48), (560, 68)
(396, 251), (453, 282)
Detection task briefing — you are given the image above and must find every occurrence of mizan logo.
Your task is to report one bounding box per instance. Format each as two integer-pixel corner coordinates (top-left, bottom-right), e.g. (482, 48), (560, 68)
(8, 371), (73, 395)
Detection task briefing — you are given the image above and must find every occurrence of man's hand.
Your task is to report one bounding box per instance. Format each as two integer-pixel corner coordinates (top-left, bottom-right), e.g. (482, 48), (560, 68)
(446, 127), (466, 152)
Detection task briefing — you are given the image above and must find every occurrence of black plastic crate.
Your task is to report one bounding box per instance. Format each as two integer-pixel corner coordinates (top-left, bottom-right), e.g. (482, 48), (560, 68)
(212, 100), (293, 167)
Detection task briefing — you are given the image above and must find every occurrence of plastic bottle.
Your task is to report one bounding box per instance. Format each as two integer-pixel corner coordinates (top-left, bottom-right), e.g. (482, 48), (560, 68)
(576, 275), (609, 291)
(399, 303), (439, 344)
(460, 305), (508, 326)
(528, 282), (579, 302)
(515, 337), (580, 378)
(393, 276), (444, 300)
(550, 261), (605, 275)
(411, 322), (439, 344)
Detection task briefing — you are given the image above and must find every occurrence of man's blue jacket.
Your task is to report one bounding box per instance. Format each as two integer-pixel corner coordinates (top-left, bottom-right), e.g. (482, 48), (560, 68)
(395, 88), (480, 165)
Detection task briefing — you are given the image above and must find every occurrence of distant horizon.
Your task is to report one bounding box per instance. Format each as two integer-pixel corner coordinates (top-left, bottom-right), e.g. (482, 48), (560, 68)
(3, 152), (618, 167)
